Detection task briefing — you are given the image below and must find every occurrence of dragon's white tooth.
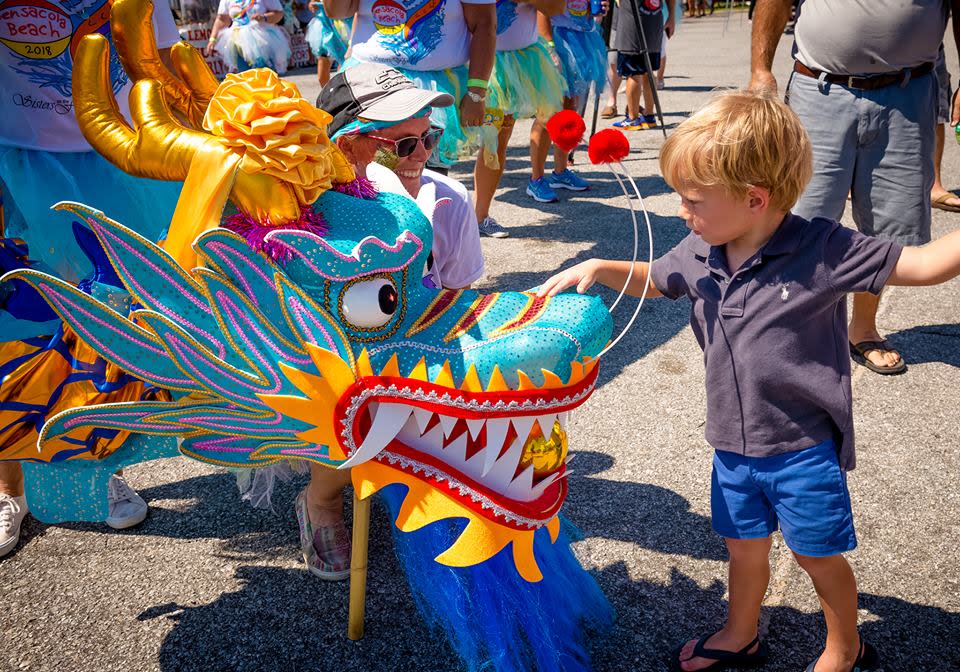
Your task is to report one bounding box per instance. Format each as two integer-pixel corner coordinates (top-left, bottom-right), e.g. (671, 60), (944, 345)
(438, 413), (458, 438)
(558, 411), (569, 429)
(486, 435), (527, 490)
(529, 471), (563, 499)
(505, 465), (535, 501)
(535, 413), (556, 438)
(564, 453), (575, 465)
(466, 418), (484, 440)
(444, 433), (468, 464)
(481, 418), (510, 477)
(412, 407), (433, 434)
(338, 403), (411, 469)
(511, 416), (536, 443)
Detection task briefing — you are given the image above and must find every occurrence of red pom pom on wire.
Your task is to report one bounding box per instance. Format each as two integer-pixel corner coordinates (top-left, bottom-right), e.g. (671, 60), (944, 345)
(545, 110), (586, 153)
(588, 129), (630, 164)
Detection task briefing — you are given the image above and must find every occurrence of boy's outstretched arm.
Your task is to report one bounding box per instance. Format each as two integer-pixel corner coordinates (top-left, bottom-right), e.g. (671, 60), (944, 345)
(887, 229), (960, 286)
(537, 259), (664, 298)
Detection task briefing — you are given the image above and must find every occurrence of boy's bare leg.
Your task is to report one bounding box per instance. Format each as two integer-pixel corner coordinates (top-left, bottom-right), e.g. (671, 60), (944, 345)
(474, 114), (517, 221)
(793, 552), (861, 671)
(677, 536), (768, 671)
(849, 291), (901, 369)
(641, 75), (655, 119)
(625, 75), (642, 119)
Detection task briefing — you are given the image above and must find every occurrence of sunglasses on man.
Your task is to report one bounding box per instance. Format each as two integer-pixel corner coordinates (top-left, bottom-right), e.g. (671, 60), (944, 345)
(367, 127), (444, 158)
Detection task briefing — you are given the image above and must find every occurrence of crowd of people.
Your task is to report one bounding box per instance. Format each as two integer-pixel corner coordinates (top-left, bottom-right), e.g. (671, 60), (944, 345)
(2, 0), (960, 670)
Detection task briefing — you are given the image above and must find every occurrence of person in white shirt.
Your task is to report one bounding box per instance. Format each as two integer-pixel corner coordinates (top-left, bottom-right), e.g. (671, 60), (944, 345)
(324, 0), (496, 168)
(205, 0), (292, 73)
(290, 63), (485, 579)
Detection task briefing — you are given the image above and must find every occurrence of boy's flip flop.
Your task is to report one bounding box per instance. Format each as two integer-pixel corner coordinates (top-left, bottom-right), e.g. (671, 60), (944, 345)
(849, 340), (907, 375)
(805, 639), (883, 672)
(671, 634), (768, 671)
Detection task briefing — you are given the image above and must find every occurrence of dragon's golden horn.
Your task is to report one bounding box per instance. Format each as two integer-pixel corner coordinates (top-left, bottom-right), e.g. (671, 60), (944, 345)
(73, 34), (190, 182)
(111, 0), (208, 128)
(170, 42), (219, 111)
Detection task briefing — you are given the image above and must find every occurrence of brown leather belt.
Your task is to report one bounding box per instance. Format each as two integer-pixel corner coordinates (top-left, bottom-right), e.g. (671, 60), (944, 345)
(793, 61), (934, 90)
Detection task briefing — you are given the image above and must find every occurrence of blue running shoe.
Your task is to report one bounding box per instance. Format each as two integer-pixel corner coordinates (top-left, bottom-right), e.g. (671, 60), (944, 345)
(612, 116), (644, 131)
(526, 177), (559, 203)
(640, 114), (658, 130)
(549, 168), (590, 191)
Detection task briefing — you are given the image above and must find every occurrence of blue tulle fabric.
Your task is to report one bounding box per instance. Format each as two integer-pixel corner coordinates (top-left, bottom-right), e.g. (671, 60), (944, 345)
(552, 25), (609, 99)
(381, 484), (615, 672)
(305, 5), (351, 63)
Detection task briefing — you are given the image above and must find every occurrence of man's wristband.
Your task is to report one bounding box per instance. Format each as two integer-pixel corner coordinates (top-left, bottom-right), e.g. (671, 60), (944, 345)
(467, 78), (488, 90)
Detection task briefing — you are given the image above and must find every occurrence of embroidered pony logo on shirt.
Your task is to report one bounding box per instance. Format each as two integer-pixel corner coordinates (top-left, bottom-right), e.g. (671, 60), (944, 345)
(781, 283), (790, 301)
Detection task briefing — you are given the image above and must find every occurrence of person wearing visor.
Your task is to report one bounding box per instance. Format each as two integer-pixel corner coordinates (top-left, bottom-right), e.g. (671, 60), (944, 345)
(323, 0), (495, 169)
(293, 63), (484, 580)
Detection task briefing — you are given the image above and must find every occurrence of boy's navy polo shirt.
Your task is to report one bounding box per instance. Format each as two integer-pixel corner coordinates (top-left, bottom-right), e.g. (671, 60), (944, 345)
(650, 214), (902, 471)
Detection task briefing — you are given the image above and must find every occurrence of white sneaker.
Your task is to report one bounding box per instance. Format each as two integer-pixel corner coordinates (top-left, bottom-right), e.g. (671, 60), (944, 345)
(0, 493), (28, 558)
(106, 474), (148, 530)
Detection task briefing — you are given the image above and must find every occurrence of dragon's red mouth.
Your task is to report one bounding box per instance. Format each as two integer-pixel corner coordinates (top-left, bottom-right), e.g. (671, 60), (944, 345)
(334, 361), (600, 529)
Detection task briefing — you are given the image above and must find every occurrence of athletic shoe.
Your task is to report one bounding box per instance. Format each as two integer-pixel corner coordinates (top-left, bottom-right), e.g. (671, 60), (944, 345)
(0, 494), (27, 558)
(549, 168), (590, 192)
(105, 474), (148, 530)
(478, 216), (510, 238)
(640, 114), (658, 130)
(525, 177), (559, 203)
(295, 488), (351, 581)
(612, 116), (645, 131)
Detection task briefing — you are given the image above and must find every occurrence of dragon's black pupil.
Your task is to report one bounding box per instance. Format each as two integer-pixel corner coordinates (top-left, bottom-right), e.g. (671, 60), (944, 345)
(427, 252), (434, 271)
(378, 284), (399, 315)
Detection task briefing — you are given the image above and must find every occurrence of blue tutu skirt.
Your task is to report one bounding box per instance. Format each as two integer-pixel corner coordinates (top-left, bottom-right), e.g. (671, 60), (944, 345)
(216, 21), (292, 74)
(489, 40), (564, 119)
(342, 58), (467, 166)
(552, 25), (608, 100)
(305, 6), (351, 63)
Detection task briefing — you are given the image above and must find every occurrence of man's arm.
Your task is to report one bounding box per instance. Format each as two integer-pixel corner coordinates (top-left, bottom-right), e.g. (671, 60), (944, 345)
(461, 2), (496, 127)
(325, 0), (359, 20)
(664, 0), (676, 38)
(749, 0), (792, 93)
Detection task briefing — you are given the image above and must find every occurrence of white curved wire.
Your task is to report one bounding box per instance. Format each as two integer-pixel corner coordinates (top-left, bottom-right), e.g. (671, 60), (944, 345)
(596, 160), (655, 360)
(607, 167), (639, 312)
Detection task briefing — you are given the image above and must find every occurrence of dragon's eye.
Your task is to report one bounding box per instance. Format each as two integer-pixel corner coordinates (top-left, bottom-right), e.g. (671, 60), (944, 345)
(342, 278), (399, 328)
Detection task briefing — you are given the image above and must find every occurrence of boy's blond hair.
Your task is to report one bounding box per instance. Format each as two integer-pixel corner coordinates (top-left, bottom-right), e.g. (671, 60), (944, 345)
(660, 91), (813, 212)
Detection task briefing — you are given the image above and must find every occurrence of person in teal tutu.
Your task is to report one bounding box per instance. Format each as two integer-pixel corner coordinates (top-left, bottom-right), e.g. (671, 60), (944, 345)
(305, 0), (353, 84)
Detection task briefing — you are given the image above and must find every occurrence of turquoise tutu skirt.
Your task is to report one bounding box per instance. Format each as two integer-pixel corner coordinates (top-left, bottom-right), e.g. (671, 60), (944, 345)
(342, 58), (467, 166)
(305, 6), (351, 63)
(489, 40), (564, 119)
(553, 25), (608, 99)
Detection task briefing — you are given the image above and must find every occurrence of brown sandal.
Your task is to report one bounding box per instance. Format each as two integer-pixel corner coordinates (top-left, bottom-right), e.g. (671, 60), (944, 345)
(849, 340), (907, 375)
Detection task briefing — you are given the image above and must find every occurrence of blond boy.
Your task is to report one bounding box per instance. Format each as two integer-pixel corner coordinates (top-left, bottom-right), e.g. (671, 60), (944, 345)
(540, 91), (960, 672)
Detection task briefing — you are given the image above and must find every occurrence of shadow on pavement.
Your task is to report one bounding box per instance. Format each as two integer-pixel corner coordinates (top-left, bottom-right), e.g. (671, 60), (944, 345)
(885, 324), (960, 368)
(566, 452), (725, 561)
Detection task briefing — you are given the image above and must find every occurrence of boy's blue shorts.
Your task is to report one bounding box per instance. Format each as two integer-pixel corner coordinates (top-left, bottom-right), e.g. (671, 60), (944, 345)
(710, 440), (857, 557)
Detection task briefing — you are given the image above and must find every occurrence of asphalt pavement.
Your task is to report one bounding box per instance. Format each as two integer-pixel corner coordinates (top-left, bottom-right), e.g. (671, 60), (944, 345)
(2, 10), (959, 672)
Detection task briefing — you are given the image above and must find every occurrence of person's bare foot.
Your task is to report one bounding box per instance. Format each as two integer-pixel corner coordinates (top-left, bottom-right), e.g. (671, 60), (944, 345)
(676, 629), (759, 671)
(848, 328), (902, 370)
(809, 639), (863, 672)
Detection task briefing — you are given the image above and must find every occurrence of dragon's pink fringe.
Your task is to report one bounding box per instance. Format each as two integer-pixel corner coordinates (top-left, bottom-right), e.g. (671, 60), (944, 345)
(333, 176), (378, 200)
(222, 208), (328, 263)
